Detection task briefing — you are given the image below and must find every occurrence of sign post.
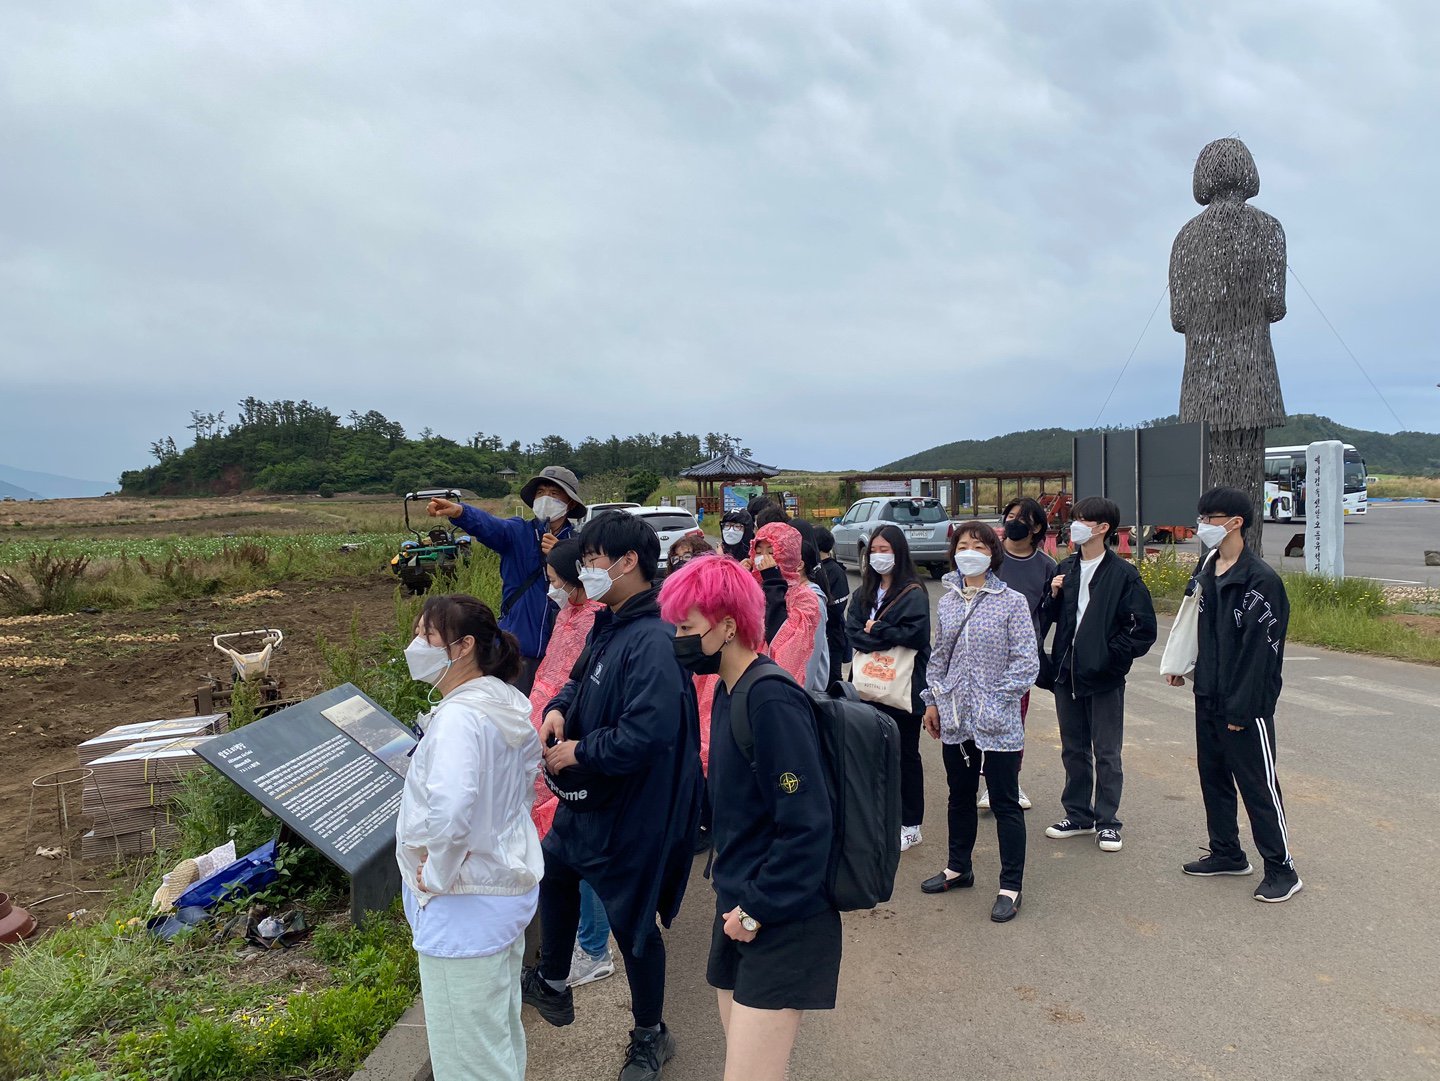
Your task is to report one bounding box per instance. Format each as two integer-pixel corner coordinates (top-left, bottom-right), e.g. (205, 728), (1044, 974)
(196, 683), (417, 924)
(1305, 440), (1345, 579)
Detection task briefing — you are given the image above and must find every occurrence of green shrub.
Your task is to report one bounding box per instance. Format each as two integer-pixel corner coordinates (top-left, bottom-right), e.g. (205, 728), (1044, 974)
(317, 483), (336, 498)
(1137, 547), (1192, 603)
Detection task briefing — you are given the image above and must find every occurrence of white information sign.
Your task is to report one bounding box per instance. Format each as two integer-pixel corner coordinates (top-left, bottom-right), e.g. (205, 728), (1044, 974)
(1306, 440), (1345, 579)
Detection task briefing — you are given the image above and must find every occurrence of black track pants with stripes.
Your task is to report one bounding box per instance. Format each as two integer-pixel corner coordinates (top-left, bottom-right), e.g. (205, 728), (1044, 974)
(1194, 697), (1296, 876)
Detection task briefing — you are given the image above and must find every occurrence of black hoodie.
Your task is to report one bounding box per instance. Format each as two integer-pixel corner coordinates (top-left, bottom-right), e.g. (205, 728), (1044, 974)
(544, 587), (704, 953)
(720, 509), (755, 562)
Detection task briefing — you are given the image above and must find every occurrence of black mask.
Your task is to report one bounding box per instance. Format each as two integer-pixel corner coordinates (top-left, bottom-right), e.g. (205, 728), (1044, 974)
(1003, 519), (1032, 542)
(673, 629), (724, 675)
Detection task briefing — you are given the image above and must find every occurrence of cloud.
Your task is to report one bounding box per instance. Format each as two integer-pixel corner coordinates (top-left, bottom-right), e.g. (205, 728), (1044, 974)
(0, 0), (1435, 482)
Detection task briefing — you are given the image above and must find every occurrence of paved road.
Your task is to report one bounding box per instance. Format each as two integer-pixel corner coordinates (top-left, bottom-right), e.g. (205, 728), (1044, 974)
(524, 599), (1440, 1081)
(1256, 501), (1440, 588)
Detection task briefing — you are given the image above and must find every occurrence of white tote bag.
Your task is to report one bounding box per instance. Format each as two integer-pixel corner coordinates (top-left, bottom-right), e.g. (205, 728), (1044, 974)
(1159, 549), (1218, 677)
(850, 583), (923, 710)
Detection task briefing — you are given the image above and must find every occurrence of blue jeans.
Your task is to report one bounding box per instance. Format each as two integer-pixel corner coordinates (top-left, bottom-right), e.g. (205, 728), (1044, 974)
(577, 881), (611, 958)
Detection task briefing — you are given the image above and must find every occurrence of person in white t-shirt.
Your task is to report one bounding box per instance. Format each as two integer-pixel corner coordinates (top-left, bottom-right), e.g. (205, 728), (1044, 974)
(397, 595), (544, 1081)
(1036, 498), (1156, 855)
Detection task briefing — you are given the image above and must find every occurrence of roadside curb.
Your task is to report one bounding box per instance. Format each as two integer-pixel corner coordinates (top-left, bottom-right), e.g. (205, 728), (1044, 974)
(351, 996), (431, 1081)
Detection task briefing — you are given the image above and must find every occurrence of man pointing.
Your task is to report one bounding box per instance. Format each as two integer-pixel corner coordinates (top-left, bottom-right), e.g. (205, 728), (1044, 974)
(429, 465), (586, 694)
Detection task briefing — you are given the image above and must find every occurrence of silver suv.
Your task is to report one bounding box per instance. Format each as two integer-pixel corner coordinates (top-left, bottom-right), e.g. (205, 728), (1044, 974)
(832, 497), (954, 579)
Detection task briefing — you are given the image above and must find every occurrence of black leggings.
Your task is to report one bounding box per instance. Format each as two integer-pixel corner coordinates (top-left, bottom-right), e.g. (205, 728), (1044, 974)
(537, 847), (666, 1028)
(943, 741), (1026, 891)
(880, 704), (925, 828)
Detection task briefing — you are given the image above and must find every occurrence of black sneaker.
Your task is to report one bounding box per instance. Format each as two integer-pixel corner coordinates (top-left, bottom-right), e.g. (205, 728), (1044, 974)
(521, 966), (575, 1027)
(1045, 818), (1095, 839)
(1096, 828), (1122, 852)
(619, 1024), (676, 1081)
(1253, 870), (1303, 903)
(1182, 850), (1254, 876)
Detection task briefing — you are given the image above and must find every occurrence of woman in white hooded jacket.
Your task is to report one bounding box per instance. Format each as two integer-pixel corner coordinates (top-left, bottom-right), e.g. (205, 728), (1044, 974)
(397, 594), (544, 1081)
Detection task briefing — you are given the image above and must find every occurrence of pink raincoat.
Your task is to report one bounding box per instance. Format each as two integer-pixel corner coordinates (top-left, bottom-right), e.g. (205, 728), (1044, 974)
(527, 595), (604, 838)
(752, 522), (821, 686)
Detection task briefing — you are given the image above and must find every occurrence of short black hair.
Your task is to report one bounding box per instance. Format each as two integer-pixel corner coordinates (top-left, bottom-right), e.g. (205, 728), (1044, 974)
(814, 526), (836, 554)
(1070, 496), (1121, 545)
(1197, 486), (1254, 531)
(1001, 496), (1048, 546)
(746, 492), (781, 519)
(950, 520), (1005, 572)
(755, 505), (790, 527)
(546, 538), (584, 588)
(578, 510), (660, 582)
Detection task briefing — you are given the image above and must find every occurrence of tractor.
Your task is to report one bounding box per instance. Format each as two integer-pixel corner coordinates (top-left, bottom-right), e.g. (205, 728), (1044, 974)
(389, 489), (473, 594)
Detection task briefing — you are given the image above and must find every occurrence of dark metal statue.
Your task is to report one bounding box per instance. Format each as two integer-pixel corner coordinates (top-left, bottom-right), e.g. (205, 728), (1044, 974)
(1169, 137), (1286, 553)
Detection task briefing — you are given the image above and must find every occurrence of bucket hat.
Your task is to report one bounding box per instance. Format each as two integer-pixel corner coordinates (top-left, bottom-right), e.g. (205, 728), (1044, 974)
(519, 466), (585, 515)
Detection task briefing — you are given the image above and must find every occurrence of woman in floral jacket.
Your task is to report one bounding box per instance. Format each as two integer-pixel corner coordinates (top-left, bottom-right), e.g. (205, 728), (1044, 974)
(919, 521), (1039, 923)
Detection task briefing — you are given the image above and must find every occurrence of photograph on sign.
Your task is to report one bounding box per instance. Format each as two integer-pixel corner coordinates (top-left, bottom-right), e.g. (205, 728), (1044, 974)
(321, 694), (415, 776)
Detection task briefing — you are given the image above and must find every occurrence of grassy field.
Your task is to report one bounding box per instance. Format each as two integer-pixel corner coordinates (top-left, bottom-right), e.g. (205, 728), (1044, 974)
(1363, 474), (1440, 499)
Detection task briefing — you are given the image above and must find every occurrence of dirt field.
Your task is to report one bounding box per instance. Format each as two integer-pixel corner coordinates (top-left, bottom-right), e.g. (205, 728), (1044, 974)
(0, 574), (401, 925)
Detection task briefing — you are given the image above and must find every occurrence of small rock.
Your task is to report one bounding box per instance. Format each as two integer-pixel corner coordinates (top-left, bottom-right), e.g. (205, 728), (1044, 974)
(1425, 550), (1440, 567)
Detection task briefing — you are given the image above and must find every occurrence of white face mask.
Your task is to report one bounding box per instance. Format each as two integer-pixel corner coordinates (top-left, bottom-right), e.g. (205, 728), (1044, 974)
(1196, 521), (1232, 548)
(954, 550), (992, 577)
(533, 495), (568, 522)
(869, 552), (895, 575)
(1069, 522), (1094, 547)
(547, 584), (573, 607)
(578, 559), (623, 602)
(722, 526), (745, 545)
(404, 635), (453, 685)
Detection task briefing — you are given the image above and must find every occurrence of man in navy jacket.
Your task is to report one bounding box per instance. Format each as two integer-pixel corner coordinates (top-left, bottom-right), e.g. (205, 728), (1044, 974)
(523, 511), (704, 1081)
(428, 465), (584, 694)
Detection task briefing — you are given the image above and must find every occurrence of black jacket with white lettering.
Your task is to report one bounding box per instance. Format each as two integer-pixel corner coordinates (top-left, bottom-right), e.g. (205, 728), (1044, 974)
(1193, 546), (1289, 722)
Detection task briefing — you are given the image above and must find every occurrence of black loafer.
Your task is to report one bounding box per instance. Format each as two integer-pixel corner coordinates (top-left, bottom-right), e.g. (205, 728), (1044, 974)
(990, 893), (1021, 922)
(921, 870), (974, 893)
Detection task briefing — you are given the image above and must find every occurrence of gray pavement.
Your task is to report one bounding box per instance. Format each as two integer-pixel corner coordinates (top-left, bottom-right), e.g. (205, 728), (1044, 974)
(1257, 501), (1440, 588)
(522, 607), (1440, 1081)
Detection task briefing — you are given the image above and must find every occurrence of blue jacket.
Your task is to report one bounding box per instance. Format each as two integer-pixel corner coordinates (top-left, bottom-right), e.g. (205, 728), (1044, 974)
(455, 505), (573, 659)
(543, 588), (704, 952)
(709, 657), (834, 926)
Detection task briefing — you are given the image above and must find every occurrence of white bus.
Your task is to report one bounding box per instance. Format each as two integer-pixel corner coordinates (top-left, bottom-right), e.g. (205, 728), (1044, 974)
(1262, 444), (1369, 522)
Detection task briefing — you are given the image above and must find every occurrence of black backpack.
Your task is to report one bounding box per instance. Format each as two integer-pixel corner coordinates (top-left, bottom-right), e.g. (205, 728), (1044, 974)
(730, 667), (901, 912)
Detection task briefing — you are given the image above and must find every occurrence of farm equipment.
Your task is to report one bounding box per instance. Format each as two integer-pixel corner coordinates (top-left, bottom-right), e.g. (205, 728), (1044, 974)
(193, 628), (292, 717)
(389, 489), (473, 594)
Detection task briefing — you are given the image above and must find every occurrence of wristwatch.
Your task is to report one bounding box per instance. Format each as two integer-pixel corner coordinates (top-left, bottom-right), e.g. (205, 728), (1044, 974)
(737, 909), (760, 933)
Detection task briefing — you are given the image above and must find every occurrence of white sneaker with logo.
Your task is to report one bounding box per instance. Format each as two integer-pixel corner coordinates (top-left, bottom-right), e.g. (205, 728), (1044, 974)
(567, 944), (616, 988)
(900, 825), (923, 851)
(1017, 787), (1033, 811)
(976, 788), (990, 810)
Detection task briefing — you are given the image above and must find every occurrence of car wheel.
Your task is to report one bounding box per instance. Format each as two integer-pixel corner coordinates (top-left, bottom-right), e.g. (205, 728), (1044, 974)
(928, 563), (946, 580)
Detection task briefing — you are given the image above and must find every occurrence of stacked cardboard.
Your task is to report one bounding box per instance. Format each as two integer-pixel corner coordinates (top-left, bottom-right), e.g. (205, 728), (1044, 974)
(76, 715), (228, 859)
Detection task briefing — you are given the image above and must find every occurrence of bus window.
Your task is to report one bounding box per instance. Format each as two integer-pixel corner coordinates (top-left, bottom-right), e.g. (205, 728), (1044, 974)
(1265, 456), (1292, 488)
(1343, 455), (1367, 493)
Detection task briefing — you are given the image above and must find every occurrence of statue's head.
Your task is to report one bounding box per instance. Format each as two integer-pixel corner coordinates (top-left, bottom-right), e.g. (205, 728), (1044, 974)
(1193, 138), (1260, 205)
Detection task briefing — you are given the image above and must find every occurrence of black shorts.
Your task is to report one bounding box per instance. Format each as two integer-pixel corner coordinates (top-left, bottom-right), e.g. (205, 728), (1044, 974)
(706, 905), (842, 1011)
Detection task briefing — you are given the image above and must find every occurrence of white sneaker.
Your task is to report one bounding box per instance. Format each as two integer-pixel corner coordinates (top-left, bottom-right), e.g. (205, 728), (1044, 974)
(566, 944), (615, 988)
(976, 788), (990, 810)
(899, 825), (923, 851)
(1017, 787), (1032, 811)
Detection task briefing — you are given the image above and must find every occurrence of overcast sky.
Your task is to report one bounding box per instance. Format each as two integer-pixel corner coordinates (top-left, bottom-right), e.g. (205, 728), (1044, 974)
(2, 1), (1436, 485)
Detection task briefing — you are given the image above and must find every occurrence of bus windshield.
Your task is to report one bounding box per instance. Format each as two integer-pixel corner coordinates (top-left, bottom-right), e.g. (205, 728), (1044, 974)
(1344, 455), (1367, 493)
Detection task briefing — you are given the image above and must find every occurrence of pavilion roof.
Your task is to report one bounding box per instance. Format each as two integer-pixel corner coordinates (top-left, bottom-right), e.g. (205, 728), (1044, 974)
(679, 452), (781, 480)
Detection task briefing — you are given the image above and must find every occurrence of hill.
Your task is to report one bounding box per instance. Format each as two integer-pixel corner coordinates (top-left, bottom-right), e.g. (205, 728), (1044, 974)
(120, 399), (755, 497)
(0, 464), (110, 500)
(878, 415), (1440, 476)
(0, 478), (40, 500)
